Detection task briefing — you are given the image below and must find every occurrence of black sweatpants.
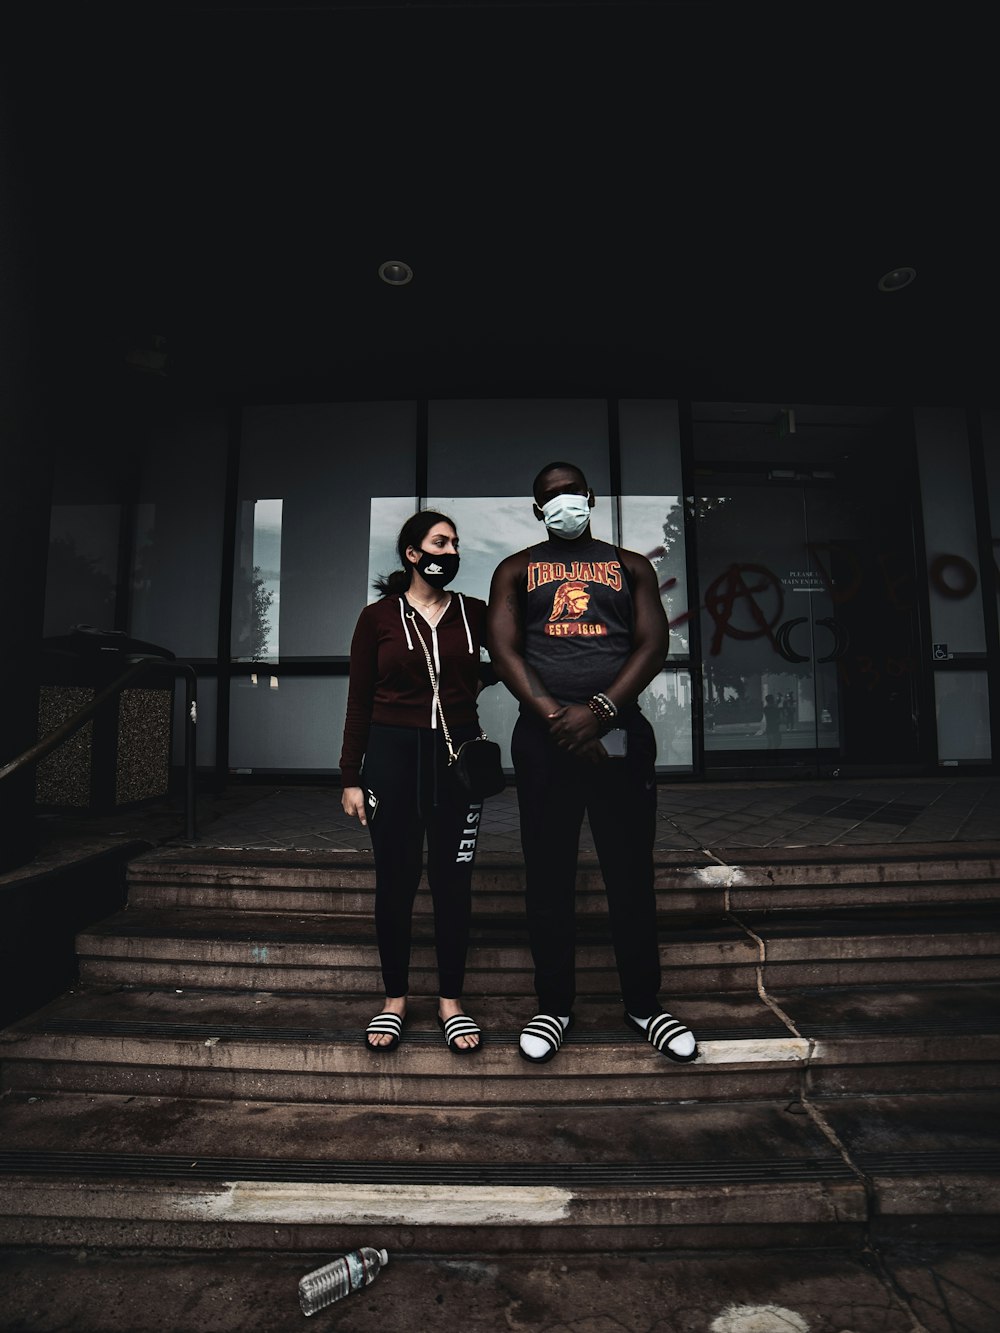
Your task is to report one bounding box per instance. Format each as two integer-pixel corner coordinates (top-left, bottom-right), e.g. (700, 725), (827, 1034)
(511, 710), (661, 1016)
(362, 722), (483, 999)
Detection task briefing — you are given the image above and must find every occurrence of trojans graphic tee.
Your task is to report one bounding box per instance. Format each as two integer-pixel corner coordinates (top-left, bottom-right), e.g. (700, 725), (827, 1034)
(523, 537), (634, 705)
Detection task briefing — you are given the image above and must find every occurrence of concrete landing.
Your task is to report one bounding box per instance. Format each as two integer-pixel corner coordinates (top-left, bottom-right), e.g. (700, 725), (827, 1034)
(25, 775), (1000, 865)
(163, 778), (1000, 855)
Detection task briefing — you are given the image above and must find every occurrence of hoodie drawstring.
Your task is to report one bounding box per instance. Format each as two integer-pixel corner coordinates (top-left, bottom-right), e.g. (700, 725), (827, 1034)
(458, 592), (474, 654)
(398, 597), (414, 650)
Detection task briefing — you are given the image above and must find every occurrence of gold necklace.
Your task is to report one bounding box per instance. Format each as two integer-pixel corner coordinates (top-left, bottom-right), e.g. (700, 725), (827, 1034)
(407, 592), (449, 614)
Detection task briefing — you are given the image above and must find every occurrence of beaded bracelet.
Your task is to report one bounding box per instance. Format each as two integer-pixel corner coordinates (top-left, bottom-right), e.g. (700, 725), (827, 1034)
(587, 692), (618, 723)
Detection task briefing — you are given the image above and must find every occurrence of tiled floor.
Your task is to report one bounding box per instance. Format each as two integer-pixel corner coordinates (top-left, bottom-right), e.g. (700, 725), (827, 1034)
(182, 776), (1000, 854)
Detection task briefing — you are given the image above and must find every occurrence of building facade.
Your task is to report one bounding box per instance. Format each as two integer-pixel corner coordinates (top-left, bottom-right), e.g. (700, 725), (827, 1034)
(42, 397), (1000, 784)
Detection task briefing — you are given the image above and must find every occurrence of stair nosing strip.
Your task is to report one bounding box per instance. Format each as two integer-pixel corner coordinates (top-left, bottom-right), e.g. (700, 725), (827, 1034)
(0, 1150), (858, 1185)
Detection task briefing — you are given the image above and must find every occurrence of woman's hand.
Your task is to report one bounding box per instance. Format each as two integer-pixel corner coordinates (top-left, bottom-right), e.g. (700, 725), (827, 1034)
(342, 786), (368, 825)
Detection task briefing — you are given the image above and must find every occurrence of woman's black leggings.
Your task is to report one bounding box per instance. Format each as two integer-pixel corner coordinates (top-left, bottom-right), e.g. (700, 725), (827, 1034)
(362, 722), (483, 999)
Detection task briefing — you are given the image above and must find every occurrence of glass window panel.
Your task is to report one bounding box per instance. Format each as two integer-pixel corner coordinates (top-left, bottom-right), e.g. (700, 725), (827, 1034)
(171, 674), (216, 768)
(43, 504), (120, 637)
(130, 410), (228, 659)
(936, 671), (991, 763)
(694, 489), (840, 755)
(618, 401), (688, 658)
(232, 500), (272, 661)
(982, 407), (1000, 622)
(233, 403), (417, 659)
(914, 407), (987, 654)
(619, 496), (688, 656)
(640, 669), (694, 771)
(427, 399), (610, 497)
(693, 404), (924, 767)
(244, 498), (282, 659)
(618, 400), (682, 493)
(230, 675), (347, 771)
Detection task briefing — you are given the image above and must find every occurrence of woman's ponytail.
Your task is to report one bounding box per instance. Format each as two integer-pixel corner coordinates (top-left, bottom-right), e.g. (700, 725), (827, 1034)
(373, 568), (411, 597)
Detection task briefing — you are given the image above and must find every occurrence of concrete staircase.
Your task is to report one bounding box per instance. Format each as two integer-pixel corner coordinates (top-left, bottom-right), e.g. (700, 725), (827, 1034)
(2, 843), (1000, 1329)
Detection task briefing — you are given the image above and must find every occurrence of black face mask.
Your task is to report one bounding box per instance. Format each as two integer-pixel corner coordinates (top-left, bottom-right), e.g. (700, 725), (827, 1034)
(414, 549), (460, 587)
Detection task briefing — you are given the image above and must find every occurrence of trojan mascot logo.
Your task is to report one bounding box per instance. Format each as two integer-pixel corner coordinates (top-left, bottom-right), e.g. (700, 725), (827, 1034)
(544, 581), (608, 637)
(550, 582), (591, 621)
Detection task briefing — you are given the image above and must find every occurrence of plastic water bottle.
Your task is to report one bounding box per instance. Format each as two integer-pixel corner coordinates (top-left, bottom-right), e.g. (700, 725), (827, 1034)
(298, 1247), (389, 1316)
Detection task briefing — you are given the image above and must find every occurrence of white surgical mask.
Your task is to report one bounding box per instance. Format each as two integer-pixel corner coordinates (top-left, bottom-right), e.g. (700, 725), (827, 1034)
(541, 492), (591, 539)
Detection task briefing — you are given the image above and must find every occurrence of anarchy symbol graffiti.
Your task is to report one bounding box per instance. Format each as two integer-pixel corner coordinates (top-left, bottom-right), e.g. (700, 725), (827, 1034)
(704, 563), (785, 656)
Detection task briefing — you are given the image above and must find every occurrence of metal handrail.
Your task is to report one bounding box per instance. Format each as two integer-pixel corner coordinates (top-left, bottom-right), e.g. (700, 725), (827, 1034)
(0, 657), (198, 841)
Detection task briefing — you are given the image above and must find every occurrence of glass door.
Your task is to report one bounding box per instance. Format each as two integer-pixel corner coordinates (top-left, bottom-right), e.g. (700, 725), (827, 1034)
(694, 481), (922, 773)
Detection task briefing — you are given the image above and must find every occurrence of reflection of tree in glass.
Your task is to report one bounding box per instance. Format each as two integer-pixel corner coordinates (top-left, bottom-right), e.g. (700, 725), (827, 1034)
(250, 566), (274, 659)
(232, 564), (275, 660)
(703, 663), (764, 726)
(654, 497), (731, 653)
(666, 497), (731, 560)
(46, 536), (116, 631)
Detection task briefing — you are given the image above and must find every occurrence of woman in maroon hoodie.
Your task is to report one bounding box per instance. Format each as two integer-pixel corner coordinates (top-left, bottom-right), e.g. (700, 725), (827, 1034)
(341, 511), (491, 1054)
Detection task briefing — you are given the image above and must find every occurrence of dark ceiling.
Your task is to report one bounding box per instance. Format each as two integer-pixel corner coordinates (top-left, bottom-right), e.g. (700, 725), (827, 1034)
(5, 2), (997, 407)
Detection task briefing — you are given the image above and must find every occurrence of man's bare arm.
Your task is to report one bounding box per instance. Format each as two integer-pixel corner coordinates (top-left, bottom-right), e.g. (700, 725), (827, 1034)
(486, 554), (563, 722)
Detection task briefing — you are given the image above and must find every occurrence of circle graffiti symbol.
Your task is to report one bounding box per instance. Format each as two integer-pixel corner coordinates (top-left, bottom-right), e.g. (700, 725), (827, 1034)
(773, 617), (810, 663)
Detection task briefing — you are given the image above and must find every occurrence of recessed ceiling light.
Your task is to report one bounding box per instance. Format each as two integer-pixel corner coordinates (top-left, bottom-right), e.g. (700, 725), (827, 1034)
(379, 260), (413, 286)
(877, 266), (916, 292)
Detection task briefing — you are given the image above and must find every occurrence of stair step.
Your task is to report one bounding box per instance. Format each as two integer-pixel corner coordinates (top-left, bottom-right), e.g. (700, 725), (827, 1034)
(4, 984), (998, 1104)
(75, 907), (756, 993)
(11, 980), (999, 1042)
(0, 1091), (996, 1256)
(5, 1243), (993, 1333)
(74, 906), (1000, 995)
(126, 845), (1000, 916)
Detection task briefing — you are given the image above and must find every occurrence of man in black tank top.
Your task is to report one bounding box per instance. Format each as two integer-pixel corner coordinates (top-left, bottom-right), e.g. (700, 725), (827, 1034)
(488, 463), (698, 1067)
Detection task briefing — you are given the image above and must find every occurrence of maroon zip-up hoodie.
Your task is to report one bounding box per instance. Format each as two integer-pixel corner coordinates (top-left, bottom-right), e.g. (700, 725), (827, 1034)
(339, 593), (488, 787)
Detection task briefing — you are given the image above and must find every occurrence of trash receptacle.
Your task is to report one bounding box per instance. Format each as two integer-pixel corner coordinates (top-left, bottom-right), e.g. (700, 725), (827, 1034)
(36, 626), (176, 811)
